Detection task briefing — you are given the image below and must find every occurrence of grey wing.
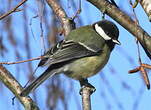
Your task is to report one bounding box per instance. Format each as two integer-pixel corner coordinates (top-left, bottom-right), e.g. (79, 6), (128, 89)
(38, 40), (102, 66)
(38, 40), (64, 66)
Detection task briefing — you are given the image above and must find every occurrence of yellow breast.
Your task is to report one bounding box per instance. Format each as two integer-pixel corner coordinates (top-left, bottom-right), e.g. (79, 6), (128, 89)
(63, 49), (110, 80)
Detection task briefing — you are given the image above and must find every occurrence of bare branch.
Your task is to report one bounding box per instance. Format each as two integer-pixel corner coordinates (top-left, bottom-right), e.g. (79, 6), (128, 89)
(140, 0), (151, 21)
(81, 87), (93, 110)
(142, 63), (151, 69)
(0, 56), (43, 65)
(129, 67), (140, 73)
(140, 65), (150, 89)
(0, 0), (28, 20)
(132, 0), (151, 21)
(46, 0), (75, 36)
(0, 64), (39, 110)
(129, 62), (151, 89)
(87, 0), (151, 60)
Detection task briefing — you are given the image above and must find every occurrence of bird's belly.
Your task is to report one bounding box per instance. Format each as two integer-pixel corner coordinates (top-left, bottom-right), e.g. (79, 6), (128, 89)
(63, 52), (110, 80)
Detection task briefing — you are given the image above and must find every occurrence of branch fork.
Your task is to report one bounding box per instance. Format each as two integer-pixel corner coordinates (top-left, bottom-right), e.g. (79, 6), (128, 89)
(129, 63), (151, 89)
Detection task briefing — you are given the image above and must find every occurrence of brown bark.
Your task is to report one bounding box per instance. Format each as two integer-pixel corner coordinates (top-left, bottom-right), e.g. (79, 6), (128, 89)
(140, 0), (151, 21)
(0, 64), (39, 110)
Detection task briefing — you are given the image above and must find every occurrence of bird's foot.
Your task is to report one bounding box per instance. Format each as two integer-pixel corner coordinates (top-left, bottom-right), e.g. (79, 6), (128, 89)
(79, 79), (96, 95)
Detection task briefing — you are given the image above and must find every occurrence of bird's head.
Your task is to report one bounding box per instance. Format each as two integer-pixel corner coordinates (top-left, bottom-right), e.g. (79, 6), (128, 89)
(93, 20), (120, 45)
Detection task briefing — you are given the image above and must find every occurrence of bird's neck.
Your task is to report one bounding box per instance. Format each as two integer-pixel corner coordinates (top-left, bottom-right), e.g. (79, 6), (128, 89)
(105, 40), (115, 51)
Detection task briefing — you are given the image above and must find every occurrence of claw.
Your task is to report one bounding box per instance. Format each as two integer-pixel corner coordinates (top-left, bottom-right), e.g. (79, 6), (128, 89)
(79, 79), (96, 95)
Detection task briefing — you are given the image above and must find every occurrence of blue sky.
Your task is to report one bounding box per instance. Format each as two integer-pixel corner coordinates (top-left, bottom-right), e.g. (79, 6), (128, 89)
(0, 0), (151, 110)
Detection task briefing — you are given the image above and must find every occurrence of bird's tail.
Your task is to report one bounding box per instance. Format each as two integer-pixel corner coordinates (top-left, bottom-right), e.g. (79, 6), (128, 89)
(20, 67), (57, 96)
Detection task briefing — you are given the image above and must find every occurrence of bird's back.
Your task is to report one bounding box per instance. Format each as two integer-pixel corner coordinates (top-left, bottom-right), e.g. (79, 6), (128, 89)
(63, 25), (111, 79)
(66, 25), (106, 52)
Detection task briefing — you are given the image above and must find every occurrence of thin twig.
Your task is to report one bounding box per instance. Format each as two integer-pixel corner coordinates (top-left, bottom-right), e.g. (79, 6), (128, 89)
(72, 0), (82, 20)
(129, 63), (151, 89)
(129, 63), (151, 73)
(142, 64), (151, 69)
(129, 0), (150, 89)
(140, 66), (150, 89)
(0, 0), (28, 20)
(129, 63), (151, 74)
(36, 0), (46, 53)
(129, 67), (140, 73)
(0, 56), (43, 65)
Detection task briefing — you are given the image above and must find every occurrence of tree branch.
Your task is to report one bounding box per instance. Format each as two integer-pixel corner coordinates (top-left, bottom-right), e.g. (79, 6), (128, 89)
(140, 0), (151, 21)
(129, 63), (151, 89)
(0, 64), (39, 110)
(87, 0), (151, 60)
(46, 0), (75, 36)
(0, 56), (43, 65)
(0, 0), (28, 20)
(81, 87), (93, 110)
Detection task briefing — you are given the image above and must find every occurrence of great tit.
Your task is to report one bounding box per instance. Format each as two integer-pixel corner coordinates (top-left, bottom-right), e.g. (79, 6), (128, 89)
(20, 20), (120, 96)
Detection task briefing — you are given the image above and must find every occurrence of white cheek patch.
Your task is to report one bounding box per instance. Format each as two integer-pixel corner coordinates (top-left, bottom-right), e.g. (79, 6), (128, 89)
(95, 24), (111, 40)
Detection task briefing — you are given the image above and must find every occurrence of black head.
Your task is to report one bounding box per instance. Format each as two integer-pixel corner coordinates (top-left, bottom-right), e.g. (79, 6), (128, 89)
(93, 20), (120, 45)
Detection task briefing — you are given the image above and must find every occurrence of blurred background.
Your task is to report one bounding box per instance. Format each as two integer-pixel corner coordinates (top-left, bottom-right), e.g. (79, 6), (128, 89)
(0, 0), (151, 110)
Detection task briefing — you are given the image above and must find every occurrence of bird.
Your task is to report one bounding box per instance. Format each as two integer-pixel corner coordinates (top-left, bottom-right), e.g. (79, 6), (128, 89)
(20, 20), (120, 96)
